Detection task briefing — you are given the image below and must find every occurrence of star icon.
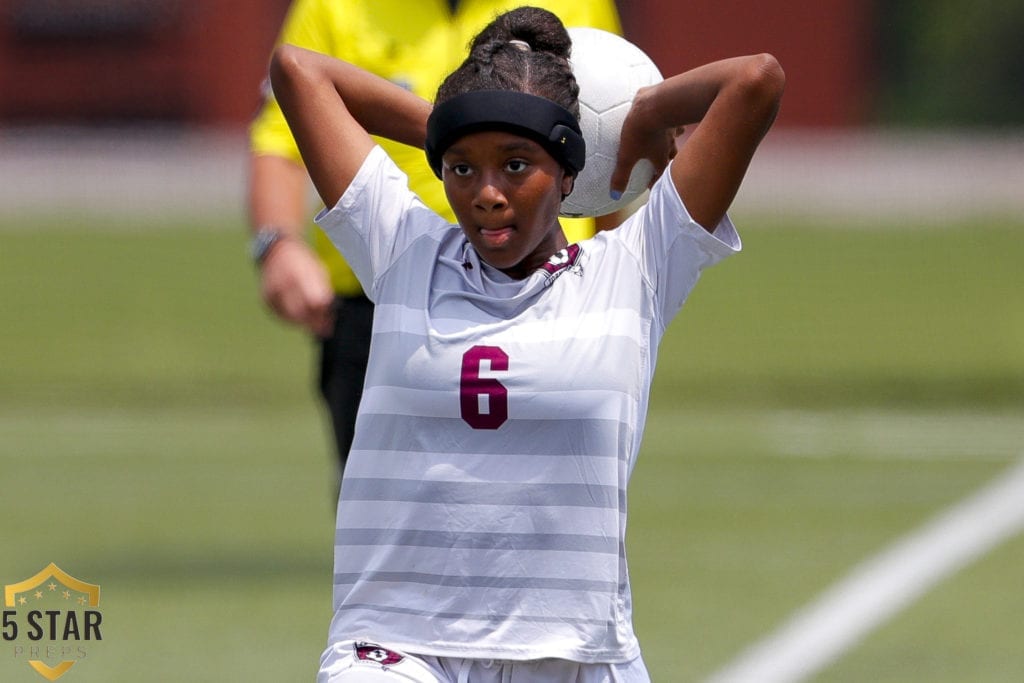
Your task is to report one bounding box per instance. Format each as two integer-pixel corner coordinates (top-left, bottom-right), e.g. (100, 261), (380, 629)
(48, 582), (58, 591)
(35, 590), (43, 599)
(18, 596), (27, 605)
(62, 590), (71, 600)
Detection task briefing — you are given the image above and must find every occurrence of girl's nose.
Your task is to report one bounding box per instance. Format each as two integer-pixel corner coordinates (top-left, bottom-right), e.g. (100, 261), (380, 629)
(473, 172), (508, 211)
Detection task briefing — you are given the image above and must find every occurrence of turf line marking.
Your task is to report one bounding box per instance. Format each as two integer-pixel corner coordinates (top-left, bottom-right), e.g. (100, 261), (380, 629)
(705, 456), (1024, 683)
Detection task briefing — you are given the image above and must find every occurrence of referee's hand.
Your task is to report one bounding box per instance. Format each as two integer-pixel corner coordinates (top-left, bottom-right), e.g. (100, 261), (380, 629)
(259, 238), (335, 338)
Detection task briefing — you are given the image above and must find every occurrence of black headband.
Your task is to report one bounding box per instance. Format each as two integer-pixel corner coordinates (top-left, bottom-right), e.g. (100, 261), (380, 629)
(425, 90), (586, 179)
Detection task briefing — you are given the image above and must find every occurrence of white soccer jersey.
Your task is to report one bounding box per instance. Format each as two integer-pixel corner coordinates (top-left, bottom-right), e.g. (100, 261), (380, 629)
(316, 146), (740, 663)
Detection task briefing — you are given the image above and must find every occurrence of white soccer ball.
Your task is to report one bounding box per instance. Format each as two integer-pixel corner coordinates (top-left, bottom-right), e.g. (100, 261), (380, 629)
(561, 28), (664, 218)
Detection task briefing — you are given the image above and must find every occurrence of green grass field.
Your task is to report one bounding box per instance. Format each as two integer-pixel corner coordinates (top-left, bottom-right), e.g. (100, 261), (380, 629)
(2, 212), (1022, 682)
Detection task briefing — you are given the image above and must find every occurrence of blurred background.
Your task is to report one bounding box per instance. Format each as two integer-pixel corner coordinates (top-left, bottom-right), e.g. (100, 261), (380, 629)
(2, 0), (1023, 220)
(3, 0), (1023, 128)
(1, 1), (1022, 682)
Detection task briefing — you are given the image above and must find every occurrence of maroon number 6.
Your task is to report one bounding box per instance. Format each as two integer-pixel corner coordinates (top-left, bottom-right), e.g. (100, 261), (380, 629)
(460, 345), (509, 429)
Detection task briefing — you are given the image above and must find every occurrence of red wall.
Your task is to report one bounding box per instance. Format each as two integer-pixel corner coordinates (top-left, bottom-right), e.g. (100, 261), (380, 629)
(0, 0), (290, 126)
(0, 0), (869, 128)
(622, 0), (872, 127)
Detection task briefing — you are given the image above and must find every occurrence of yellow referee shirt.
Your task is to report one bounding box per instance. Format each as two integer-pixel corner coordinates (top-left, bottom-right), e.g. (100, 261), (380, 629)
(250, 0), (622, 296)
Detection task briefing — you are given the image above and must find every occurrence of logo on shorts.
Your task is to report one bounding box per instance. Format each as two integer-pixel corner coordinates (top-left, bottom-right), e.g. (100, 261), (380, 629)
(355, 641), (405, 667)
(3, 564), (103, 681)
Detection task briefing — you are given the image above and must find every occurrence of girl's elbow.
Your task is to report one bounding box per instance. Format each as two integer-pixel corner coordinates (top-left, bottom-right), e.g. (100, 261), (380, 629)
(745, 53), (786, 105)
(269, 44), (309, 91)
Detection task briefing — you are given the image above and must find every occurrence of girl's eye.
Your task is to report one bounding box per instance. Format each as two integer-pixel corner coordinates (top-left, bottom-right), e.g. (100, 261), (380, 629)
(505, 159), (528, 173)
(449, 163), (472, 177)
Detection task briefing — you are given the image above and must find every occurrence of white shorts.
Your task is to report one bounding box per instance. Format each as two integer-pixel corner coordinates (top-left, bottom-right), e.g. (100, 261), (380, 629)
(318, 641), (651, 683)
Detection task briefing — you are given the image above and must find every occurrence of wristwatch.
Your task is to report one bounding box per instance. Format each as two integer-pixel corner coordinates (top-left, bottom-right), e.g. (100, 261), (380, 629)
(250, 228), (285, 266)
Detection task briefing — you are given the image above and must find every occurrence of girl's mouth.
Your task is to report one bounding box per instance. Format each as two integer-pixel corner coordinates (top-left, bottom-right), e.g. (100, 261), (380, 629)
(478, 225), (515, 246)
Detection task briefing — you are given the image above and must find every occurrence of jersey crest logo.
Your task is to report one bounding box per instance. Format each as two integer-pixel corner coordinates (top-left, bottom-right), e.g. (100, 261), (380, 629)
(540, 243), (583, 286)
(354, 642), (405, 666)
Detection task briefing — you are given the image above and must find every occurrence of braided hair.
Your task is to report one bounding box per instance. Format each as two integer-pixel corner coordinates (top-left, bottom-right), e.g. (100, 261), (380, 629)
(435, 7), (580, 120)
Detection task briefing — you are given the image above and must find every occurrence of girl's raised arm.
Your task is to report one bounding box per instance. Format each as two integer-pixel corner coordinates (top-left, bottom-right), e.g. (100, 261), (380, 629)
(269, 44), (433, 208)
(611, 54), (785, 231)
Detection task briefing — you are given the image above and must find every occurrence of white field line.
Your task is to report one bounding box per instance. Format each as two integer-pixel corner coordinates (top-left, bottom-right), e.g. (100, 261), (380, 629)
(705, 456), (1024, 683)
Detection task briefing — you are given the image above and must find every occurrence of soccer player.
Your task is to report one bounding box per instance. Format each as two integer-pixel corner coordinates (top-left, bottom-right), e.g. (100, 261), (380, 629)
(248, 0), (623, 483)
(269, 6), (784, 682)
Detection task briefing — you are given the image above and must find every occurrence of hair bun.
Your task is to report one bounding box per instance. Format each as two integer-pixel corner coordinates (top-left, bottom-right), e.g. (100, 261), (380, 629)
(469, 7), (571, 59)
(435, 6), (579, 118)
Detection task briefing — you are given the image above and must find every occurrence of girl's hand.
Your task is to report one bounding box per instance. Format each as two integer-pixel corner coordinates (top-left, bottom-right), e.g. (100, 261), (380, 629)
(608, 55), (784, 229)
(608, 86), (681, 198)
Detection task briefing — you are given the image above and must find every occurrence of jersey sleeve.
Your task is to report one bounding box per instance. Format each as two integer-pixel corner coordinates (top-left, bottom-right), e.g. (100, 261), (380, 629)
(315, 146), (447, 300)
(615, 166), (741, 328)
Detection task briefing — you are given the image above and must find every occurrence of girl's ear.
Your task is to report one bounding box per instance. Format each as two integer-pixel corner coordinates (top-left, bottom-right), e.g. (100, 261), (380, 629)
(561, 173), (575, 199)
